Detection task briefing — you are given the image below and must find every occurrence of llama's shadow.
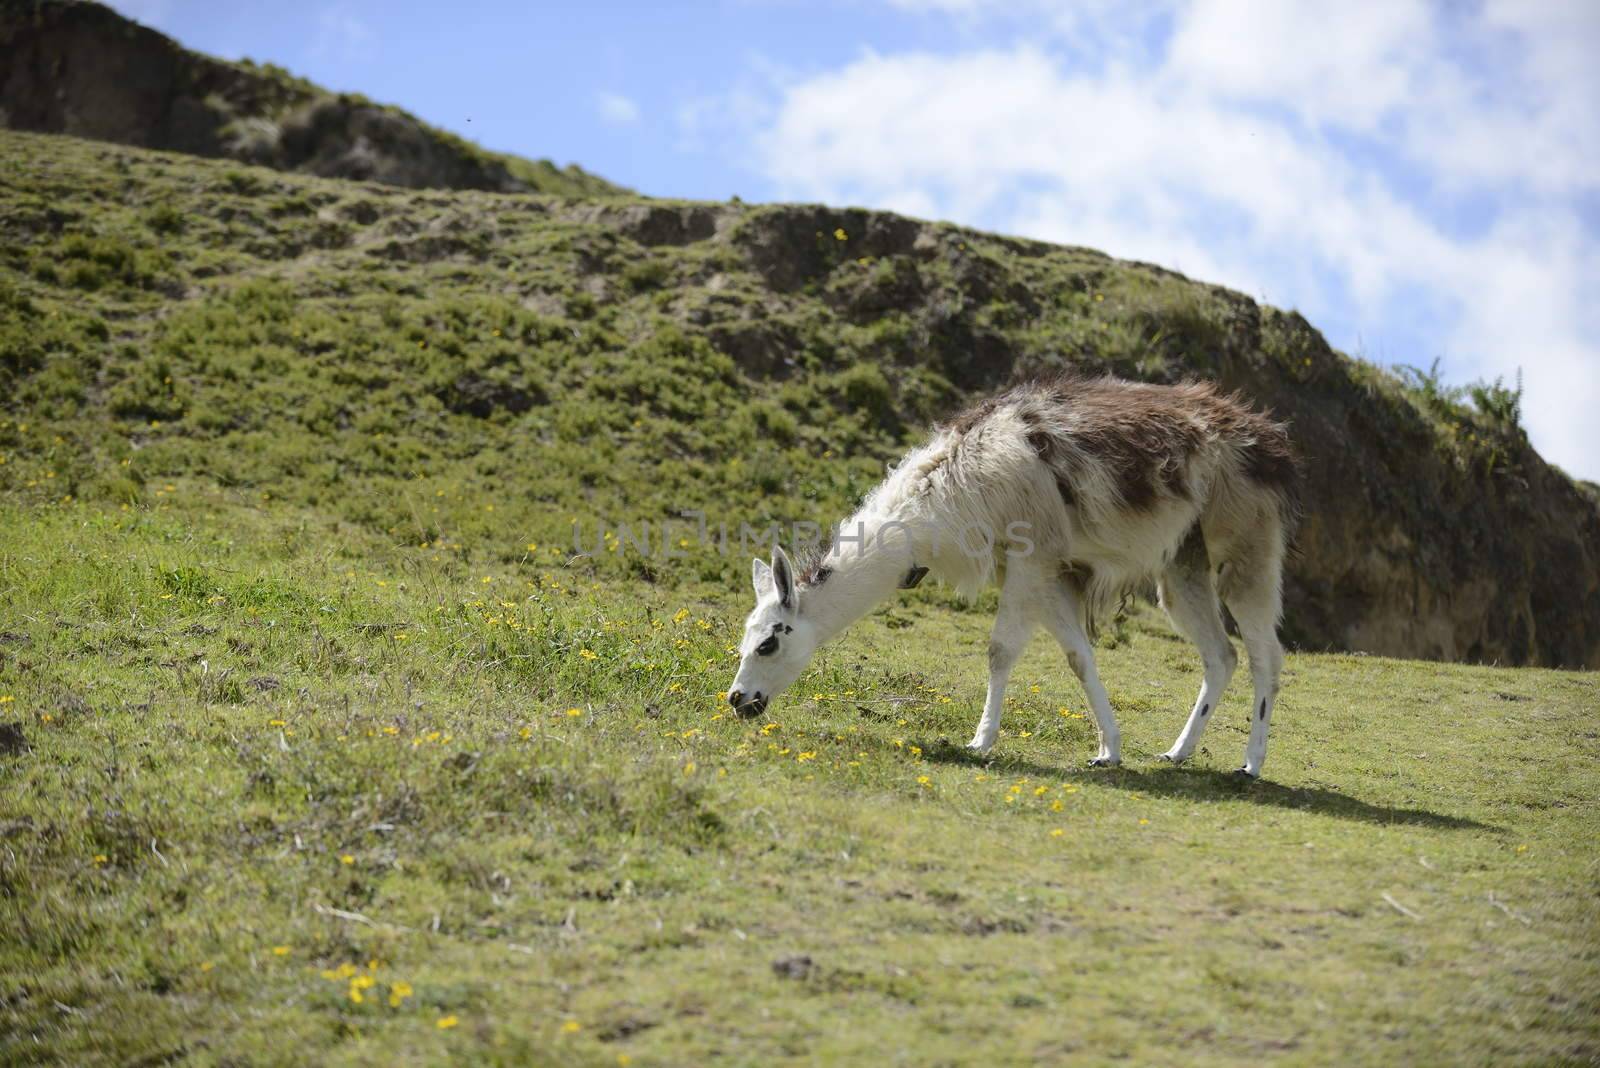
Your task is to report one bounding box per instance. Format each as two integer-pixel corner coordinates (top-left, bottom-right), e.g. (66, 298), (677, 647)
(918, 740), (1496, 832)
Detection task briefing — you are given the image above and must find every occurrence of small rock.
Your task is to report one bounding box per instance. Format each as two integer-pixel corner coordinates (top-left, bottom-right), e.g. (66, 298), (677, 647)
(0, 722), (29, 756)
(772, 954), (813, 980)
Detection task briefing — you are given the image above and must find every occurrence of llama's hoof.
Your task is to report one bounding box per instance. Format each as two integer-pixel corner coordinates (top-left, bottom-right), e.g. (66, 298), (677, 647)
(965, 738), (995, 756)
(1157, 751), (1186, 765)
(1086, 756), (1121, 768)
(1233, 766), (1259, 780)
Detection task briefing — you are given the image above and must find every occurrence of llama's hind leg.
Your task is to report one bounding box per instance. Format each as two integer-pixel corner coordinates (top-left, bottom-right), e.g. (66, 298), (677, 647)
(1223, 561), (1286, 779)
(966, 564), (1036, 755)
(1039, 580), (1121, 767)
(1157, 531), (1236, 765)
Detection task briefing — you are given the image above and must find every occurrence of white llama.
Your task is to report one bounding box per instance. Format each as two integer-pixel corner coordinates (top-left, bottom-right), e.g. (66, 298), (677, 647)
(725, 374), (1300, 778)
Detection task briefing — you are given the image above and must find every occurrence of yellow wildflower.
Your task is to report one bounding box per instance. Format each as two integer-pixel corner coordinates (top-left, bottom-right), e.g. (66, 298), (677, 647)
(437, 1015), (459, 1029)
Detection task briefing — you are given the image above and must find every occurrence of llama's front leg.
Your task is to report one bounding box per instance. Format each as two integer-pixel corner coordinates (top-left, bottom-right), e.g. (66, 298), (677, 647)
(966, 573), (1032, 755)
(1040, 586), (1121, 767)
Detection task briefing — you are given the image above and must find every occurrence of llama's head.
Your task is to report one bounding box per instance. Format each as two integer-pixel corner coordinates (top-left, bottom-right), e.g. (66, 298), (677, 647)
(726, 546), (817, 717)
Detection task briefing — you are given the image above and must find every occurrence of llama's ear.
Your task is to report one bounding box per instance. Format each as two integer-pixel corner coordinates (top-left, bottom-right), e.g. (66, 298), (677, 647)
(751, 557), (773, 596)
(771, 546), (796, 610)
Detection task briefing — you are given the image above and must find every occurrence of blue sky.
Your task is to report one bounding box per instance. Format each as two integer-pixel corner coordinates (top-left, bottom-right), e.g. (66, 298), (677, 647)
(114, 0), (1600, 480)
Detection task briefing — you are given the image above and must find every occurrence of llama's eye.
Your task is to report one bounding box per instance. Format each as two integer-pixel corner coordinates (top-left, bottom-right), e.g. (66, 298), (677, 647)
(756, 635), (779, 656)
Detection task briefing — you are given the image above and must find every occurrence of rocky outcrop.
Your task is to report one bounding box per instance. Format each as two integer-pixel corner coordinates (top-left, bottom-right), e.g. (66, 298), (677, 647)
(0, 0), (625, 196)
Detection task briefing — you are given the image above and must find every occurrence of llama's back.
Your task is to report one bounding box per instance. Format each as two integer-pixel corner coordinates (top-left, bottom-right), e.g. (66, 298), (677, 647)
(933, 375), (1299, 599)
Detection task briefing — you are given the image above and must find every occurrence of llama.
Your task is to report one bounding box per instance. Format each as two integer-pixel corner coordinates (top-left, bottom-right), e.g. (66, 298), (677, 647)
(725, 374), (1300, 777)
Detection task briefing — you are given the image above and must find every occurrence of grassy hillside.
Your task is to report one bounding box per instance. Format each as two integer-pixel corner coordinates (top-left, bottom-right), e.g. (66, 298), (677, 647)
(3, 477), (1598, 1065)
(4, 129), (1596, 668)
(1, 130), (1597, 1063)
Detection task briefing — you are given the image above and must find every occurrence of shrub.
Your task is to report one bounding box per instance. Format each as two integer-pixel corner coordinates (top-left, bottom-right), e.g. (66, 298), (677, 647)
(835, 363), (895, 423)
(143, 202), (186, 235)
(221, 170), (266, 195)
(622, 257), (672, 293)
(1468, 369), (1523, 433)
(47, 234), (171, 292)
(1395, 357), (1468, 419)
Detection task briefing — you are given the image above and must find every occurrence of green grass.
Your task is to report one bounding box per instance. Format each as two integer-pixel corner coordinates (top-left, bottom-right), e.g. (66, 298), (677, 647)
(1, 492), (1596, 1065)
(1, 128), (1597, 1064)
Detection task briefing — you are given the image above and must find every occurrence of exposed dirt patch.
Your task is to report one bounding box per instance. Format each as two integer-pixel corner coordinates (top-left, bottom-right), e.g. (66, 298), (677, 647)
(0, 722), (28, 756)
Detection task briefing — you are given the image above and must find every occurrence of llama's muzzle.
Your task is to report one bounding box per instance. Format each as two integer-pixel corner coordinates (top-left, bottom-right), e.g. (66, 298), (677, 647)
(727, 690), (767, 717)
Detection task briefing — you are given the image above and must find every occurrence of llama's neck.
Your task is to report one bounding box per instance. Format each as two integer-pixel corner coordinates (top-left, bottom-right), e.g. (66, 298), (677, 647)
(802, 507), (924, 645)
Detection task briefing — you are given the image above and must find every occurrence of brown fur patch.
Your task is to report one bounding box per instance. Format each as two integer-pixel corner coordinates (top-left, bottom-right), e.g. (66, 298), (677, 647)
(797, 554), (832, 588)
(945, 373), (1300, 516)
(1047, 377), (1209, 511)
(948, 396), (1002, 436)
(1240, 424), (1300, 495)
(1019, 407), (1076, 505)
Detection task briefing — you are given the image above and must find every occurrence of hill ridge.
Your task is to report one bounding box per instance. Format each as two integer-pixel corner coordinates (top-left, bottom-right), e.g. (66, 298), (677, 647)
(0, 0), (628, 196)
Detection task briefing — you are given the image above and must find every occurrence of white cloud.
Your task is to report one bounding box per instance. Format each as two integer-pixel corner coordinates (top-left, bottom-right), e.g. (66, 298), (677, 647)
(1167, 0), (1433, 128)
(597, 91), (641, 125)
(311, 6), (373, 62)
(747, 1), (1600, 479)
